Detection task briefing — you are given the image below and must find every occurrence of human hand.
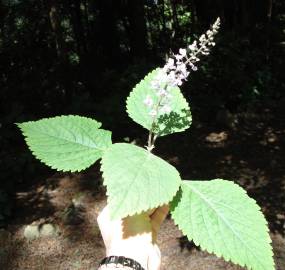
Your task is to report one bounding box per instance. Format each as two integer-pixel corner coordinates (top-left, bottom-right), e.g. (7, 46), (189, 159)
(97, 205), (169, 270)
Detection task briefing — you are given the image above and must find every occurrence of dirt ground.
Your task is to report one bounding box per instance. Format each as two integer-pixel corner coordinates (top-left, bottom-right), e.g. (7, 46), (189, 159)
(0, 173), (284, 270)
(1, 101), (285, 270)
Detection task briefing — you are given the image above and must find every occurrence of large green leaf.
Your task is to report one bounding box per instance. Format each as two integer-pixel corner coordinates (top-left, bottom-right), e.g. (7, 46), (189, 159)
(126, 68), (192, 136)
(17, 115), (112, 172)
(170, 179), (274, 270)
(101, 143), (181, 219)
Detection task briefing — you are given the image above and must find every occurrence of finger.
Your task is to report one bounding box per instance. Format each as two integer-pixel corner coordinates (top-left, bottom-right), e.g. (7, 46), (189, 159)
(147, 244), (161, 270)
(146, 208), (156, 216)
(97, 205), (109, 227)
(150, 205), (169, 240)
(97, 205), (123, 249)
(150, 205), (169, 227)
(97, 205), (113, 247)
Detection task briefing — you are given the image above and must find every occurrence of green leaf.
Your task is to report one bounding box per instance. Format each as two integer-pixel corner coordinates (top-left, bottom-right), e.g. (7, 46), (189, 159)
(101, 143), (181, 219)
(170, 179), (274, 270)
(126, 68), (192, 136)
(17, 115), (112, 172)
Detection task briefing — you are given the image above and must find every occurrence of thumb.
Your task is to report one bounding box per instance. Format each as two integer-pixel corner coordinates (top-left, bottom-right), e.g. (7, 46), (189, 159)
(147, 244), (161, 270)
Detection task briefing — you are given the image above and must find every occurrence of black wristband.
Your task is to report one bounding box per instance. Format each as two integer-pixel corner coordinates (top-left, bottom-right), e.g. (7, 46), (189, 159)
(99, 256), (145, 270)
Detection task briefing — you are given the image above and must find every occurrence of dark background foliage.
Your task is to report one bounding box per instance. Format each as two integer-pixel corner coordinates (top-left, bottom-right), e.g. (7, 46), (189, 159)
(0, 0), (284, 230)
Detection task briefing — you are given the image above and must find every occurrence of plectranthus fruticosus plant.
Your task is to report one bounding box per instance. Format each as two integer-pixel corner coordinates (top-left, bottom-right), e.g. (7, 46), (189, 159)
(17, 18), (274, 270)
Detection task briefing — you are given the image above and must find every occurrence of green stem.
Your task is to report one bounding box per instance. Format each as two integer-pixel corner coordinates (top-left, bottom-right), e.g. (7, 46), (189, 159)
(146, 85), (168, 152)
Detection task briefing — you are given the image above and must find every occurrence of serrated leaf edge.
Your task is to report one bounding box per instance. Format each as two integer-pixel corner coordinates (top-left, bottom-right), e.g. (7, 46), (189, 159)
(125, 69), (158, 132)
(16, 115), (102, 129)
(170, 179), (274, 270)
(100, 143), (181, 219)
(126, 68), (192, 136)
(17, 115), (111, 172)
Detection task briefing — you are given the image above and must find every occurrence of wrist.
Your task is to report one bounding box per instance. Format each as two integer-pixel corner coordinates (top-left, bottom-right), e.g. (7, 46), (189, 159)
(105, 251), (148, 270)
(99, 265), (129, 270)
(105, 242), (151, 269)
(99, 256), (146, 270)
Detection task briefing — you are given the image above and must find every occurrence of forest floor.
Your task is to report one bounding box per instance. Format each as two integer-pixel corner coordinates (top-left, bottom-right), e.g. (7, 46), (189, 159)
(1, 99), (285, 270)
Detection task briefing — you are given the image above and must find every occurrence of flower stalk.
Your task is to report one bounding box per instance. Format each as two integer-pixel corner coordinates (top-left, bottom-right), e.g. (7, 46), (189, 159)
(144, 17), (221, 152)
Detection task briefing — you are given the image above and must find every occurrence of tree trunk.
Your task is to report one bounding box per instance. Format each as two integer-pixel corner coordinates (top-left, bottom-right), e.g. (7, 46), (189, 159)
(93, 0), (122, 67)
(125, 0), (148, 59)
(47, 0), (73, 104)
(240, 0), (247, 28)
(48, 0), (66, 58)
(0, 3), (7, 44)
(82, 0), (91, 51)
(161, 0), (167, 39)
(267, 0), (273, 21)
(69, 0), (87, 57)
(170, 0), (179, 37)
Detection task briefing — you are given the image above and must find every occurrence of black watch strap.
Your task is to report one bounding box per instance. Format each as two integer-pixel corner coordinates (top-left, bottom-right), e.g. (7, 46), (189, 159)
(99, 256), (145, 270)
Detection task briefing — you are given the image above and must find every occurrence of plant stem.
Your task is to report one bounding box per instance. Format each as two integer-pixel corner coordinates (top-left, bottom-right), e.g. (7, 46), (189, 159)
(147, 130), (154, 151)
(146, 88), (167, 152)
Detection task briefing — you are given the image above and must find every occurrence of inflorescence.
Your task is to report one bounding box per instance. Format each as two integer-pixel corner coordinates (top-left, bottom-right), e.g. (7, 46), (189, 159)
(144, 17), (221, 119)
